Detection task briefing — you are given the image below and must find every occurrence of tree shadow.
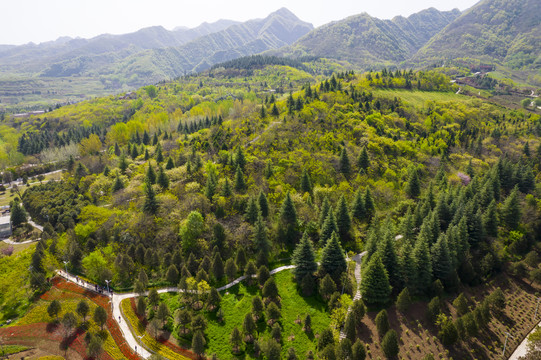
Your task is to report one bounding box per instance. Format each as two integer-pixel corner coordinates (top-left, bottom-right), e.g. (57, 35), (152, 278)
(46, 321), (59, 333)
(59, 327), (84, 351)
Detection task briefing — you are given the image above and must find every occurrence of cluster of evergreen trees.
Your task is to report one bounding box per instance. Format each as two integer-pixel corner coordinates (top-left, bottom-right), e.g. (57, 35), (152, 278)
(359, 158), (531, 309)
(18, 124), (105, 155)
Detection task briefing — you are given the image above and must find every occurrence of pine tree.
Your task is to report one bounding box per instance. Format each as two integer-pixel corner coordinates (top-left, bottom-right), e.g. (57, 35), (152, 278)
(10, 201), (27, 228)
(143, 131), (150, 145)
(130, 144), (139, 159)
(146, 164), (156, 184)
(253, 214), (271, 259)
(339, 148), (351, 177)
(165, 156), (175, 169)
(405, 167), (421, 199)
(206, 287), (221, 311)
(280, 192), (297, 226)
(357, 147), (370, 172)
(319, 232), (347, 283)
(155, 143), (164, 163)
(264, 159), (273, 178)
(300, 168), (312, 194)
(279, 192), (298, 245)
(351, 190), (366, 221)
(320, 208), (338, 245)
(431, 234), (452, 284)
(344, 312), (356, 341)
(143, 181), (158, 215)
(292, 232), (318, 282)
(361, 254), (391, 307)
(524, 141), (531, 157)
(242, 312), (256, 343)
(112, 175), (124, 192)
(234, 165), (246, 192)
(352, 339), (367, 360)
(271, 103), (279, 116)
(258, 191), (269, 218)
(157, 166), (169, 190)
(483, 200), (498, 237)
(245, 196), (260, 224)
(378, 221), (401, 290)
(225, 258), (238, 281)
(118, 154), (128, 174)
(144, 148), (150, 160)
(319, 274), (337, 301)
(375, 309), (390, 337)
(212, 253), (224, 281)
(192, 331), (206, 357)
(396, 287), (412, 313)
(222, 178), (232, 197)
(381, 329), (399, 358)
(234, 146), (246, 171)
(453, 293), (469, 316)
(364, 188), (375, 220)
(412, 237), (433, 296)
(318, 197), (331, 227)
(502, 186), (521, 230)
(235, 248), (247, 273)
(364, 218), (381, 259)
(335, 195), (351, 240)
(262, 277), (279, 299)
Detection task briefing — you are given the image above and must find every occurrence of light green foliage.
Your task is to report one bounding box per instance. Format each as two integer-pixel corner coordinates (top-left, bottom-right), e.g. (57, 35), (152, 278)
(179, 211), (204, 252)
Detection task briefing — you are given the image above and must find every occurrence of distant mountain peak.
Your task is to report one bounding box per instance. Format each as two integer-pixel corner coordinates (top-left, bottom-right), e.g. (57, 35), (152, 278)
(270, 7), (300, 20)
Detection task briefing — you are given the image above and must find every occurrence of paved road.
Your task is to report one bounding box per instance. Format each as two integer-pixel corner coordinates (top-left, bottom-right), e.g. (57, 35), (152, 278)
(509, 322), (541, 359)
(2, 238), (40, 245)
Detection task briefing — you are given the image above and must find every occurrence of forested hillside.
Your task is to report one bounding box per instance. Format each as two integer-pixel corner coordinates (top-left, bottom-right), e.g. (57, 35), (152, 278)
(277, 8), (461, 68)
(416, 0), (541, 71)
(1, 57), (541, 359)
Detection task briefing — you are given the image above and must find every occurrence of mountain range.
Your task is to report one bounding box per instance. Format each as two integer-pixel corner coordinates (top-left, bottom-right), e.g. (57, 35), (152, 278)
(0, 0), (539, 110)
(0, 8), (312, 85)
(274, 7), (461, 67)
(414, 0), (541, 69)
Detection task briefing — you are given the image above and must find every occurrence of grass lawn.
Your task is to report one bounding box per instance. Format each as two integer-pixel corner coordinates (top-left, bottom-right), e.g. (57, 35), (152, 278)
(161, 269), (330, 359)
(373, 89), (469, 107)
(0, 245), (34, 322)
(0, 344), (30, 355)
(0, 240), (35, 254)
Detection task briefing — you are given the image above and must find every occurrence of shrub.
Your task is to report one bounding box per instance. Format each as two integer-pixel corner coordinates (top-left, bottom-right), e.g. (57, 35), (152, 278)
(382, 329), (399, 358)
(375, 309), (390, 338)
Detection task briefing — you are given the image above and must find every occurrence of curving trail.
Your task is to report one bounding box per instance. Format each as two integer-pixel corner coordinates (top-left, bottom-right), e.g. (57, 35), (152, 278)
(509, 321), (541, 359)
(339, 251), (367, 340)
(57, 257), (361, 359)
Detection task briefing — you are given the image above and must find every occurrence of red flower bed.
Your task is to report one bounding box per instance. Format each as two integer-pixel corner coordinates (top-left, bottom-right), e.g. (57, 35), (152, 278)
(129, 298), (199, 360)
(50, 276), (141, 360)
(0, 322), (114, 360)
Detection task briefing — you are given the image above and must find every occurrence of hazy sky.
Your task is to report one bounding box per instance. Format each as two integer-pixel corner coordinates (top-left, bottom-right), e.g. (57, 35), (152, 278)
(0, 0), (480, 45)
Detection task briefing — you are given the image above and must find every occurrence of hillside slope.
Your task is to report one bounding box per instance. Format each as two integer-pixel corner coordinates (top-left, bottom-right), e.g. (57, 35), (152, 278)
(415, 0), (541, 69)
(110, 8), (314, 81)
(277, 8), (460, 68)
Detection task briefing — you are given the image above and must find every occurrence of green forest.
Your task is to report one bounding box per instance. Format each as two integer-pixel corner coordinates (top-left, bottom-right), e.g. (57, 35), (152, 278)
(1, 56), (541, 360)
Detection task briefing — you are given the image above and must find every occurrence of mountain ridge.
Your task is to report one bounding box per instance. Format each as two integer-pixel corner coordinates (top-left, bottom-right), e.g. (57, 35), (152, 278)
(414, 0), (541, 70)
(273, 7), (461, 68)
